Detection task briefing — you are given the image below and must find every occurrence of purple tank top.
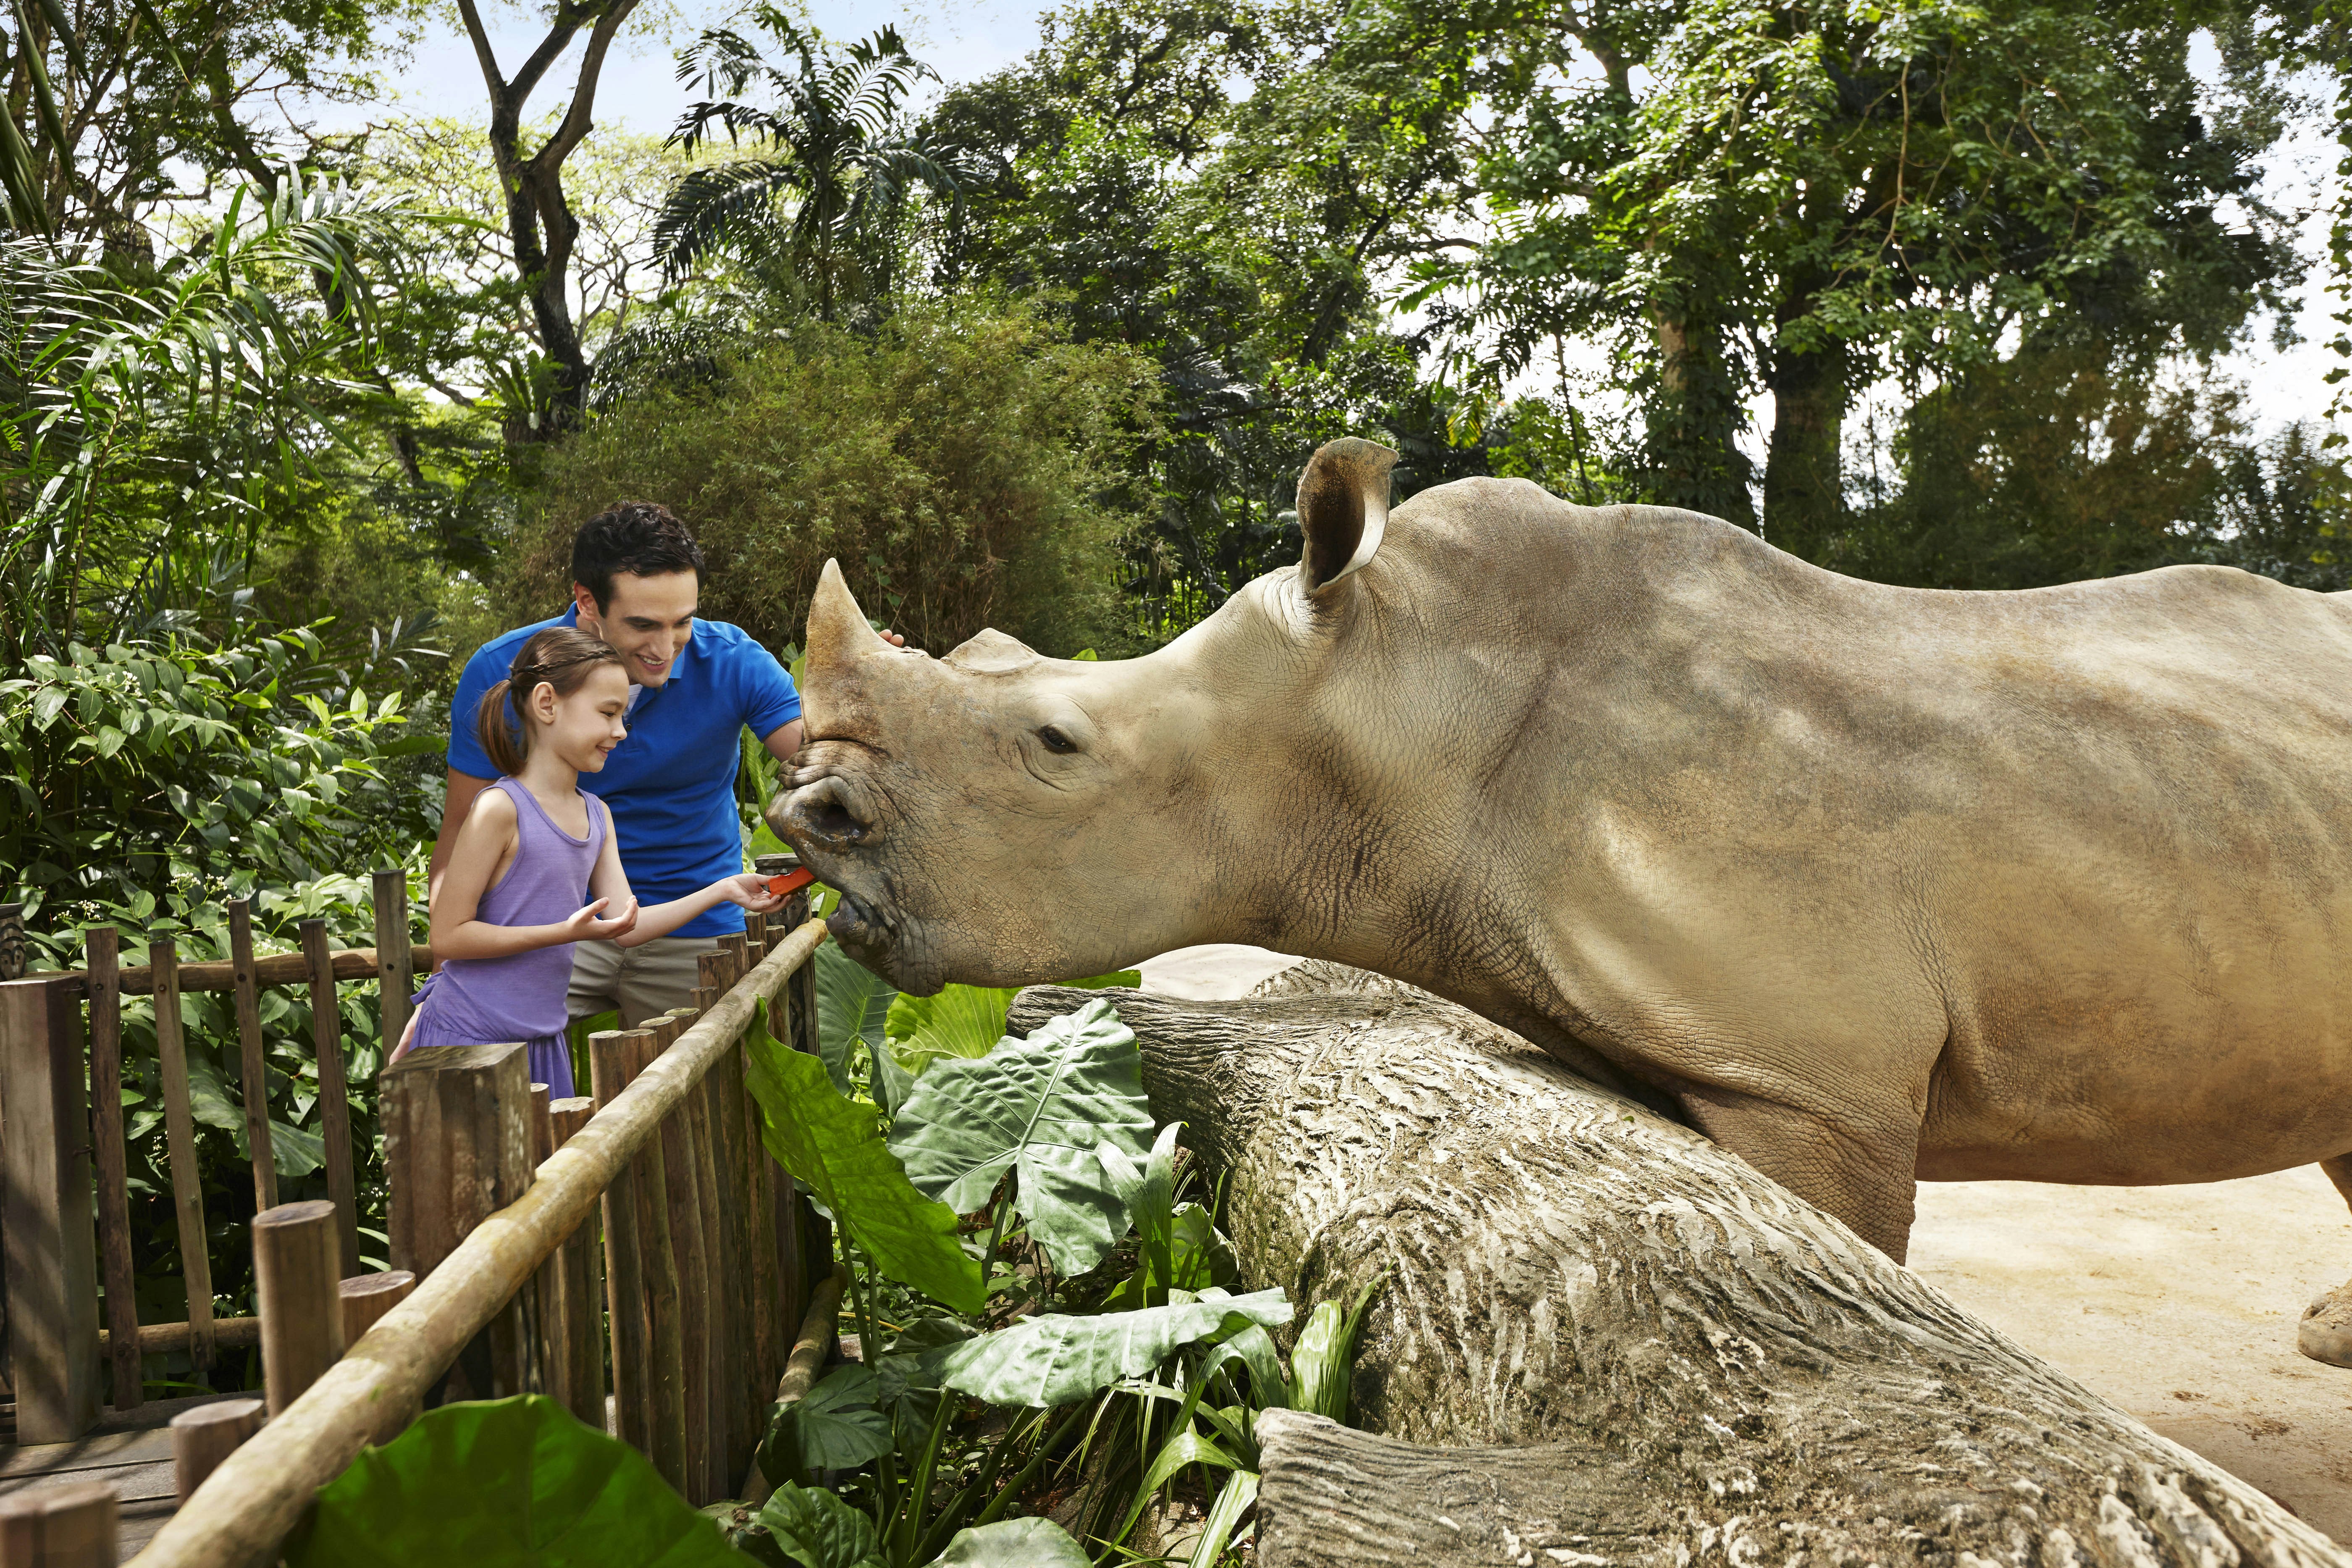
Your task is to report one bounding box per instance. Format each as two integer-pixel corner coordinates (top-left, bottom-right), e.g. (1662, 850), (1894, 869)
(412, 777), (606, 1050)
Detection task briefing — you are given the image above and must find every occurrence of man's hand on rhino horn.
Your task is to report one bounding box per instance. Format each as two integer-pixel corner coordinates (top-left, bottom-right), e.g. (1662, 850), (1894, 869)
(877, 628), (908, 649)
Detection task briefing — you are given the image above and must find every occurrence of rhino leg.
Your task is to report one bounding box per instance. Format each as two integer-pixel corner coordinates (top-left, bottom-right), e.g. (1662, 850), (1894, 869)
(2302, 1154), (2352, 1368)
(1675, 1088), (1922, 1263)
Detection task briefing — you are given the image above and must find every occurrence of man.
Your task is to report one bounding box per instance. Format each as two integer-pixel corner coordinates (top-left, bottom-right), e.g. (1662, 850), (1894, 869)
(432, 501), (850, 1027)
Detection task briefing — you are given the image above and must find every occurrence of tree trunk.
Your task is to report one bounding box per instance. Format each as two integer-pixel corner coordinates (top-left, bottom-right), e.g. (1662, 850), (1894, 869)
(1646, 302), (1756, 531)
(1007, 970), (2349, 1568)
(1763, 323), (1846, 557)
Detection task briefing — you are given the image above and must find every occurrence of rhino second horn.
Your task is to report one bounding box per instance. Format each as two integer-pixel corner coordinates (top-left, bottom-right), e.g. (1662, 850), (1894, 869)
(802, 559), (886, 740)
(1296, 436), (1400, 593)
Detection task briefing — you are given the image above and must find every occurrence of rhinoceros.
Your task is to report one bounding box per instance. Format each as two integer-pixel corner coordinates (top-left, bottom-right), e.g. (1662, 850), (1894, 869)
(772, 436), (2352, 1366)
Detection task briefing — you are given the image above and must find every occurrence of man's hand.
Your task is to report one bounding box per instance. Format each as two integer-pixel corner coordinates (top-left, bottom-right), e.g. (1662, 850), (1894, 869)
(877, 628), (908, 649)
(562, 896), (640, 942)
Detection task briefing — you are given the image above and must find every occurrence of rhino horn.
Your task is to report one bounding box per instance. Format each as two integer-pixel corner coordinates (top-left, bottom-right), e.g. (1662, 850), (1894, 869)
(1296, 436), (1399, 593)
(803, 559), (886, 739)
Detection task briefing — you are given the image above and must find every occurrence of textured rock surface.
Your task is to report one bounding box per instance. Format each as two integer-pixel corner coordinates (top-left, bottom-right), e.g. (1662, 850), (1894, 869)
(1008, 973), (2351, 1568)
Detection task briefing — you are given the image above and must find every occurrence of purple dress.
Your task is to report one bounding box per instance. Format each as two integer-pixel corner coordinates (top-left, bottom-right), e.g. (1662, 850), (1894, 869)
(410, 777), (606, 1097)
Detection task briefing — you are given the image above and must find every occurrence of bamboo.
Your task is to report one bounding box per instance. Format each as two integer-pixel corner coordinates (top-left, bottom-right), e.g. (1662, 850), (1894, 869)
(630, 1025), (691, 1504)
(254, 1201), (343, 1416)
(589, 1032), (650, 1454)
(148, 940), (214, 1370)
(300, 919), (360, 1276)
(529, 1084), (568, 1408)
(0, 1480), (117, 1567)
(86, 926), (140, 1412)
(131, 919), (825, 1568)
(550, 1097), (604, 1431)
(170, 1400), (264, 1505)
(225, 899), (277, 1211)
(372, 869), (412, 1058)
(102, 944), (431, 998)
(338, 1273), (415, 1347)
(740, 1266), (848, 1505)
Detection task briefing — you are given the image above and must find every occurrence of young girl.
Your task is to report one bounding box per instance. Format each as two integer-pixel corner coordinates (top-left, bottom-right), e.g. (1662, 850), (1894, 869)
(391, 626), (781, 1095)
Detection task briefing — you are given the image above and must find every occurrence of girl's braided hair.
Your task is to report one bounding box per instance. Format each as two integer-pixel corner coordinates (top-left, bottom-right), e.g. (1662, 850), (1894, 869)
(476, 627), (626, 776)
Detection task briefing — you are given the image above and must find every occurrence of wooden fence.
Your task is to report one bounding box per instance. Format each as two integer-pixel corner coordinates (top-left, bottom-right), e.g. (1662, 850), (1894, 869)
(0, 884), (837, 1566)
(0, 870), (424, 1447)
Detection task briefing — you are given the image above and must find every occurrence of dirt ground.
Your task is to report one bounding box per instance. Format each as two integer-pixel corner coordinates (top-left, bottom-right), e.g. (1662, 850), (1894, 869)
(1133, 945), (2352, 1545)
(1910, 1171), (2352, 1543)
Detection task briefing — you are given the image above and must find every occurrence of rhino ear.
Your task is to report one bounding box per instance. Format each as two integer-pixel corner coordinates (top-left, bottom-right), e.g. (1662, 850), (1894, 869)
(1295, 437), (1399, 594)
(802, 559), (885, 739)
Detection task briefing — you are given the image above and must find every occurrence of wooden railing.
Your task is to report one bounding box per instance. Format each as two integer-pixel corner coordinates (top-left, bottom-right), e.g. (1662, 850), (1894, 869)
(126, 910), (831, 1566)
(0, 870), (424, 1445)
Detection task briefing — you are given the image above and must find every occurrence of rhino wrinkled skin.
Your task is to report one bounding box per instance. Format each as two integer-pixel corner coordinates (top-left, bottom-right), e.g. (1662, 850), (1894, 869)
(774, 437), (2352, 1363)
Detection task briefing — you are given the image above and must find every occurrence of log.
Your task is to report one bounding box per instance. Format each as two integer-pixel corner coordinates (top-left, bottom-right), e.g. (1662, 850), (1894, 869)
(101, 945), (433, 998)
(171, 1400), (264, 1504)
(1006, 977), (2352, 1568)
(101, 1318), (261, 1355)
(0, 975), (100, 1441)
(0, 1480), (116, 1567)
(739, 1266), (847, 1506)
(337, 1274), (415, 1347)
(253, 1200), (343, 1416)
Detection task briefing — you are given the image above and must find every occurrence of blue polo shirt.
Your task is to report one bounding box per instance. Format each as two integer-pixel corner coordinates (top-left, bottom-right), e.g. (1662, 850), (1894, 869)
(447, 607), (801, 939)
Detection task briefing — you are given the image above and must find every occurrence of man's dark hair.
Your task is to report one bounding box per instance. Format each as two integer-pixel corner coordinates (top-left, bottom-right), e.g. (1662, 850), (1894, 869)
(571, 501), (706, 611)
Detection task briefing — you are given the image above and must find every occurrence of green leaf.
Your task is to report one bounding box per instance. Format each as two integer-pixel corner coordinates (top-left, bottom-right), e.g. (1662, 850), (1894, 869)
(1186, 1471), (1260, 1568)
(812, 940), (895, 1095)
(759, 1365), (893, 1482)
(934, 1518), (1091, 1565)
(265, 1118), (326, 1179)
(183, 1052), (243, 1134)
(1288, 1277), (1383, 1423)
(888, 998), (1153, 1275)
(1122, 1426), (1245, 1544)
(283, 1395), (740, 1568)
(743, 1023), (983, 1313)
(924, 1288), (1293, 1408)
(884, 971), (1140, 1076)
(755, 1482), (886, 1568)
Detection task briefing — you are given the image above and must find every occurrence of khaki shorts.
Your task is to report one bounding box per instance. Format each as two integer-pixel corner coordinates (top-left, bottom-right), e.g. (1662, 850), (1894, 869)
(566, 935), (726, 1029)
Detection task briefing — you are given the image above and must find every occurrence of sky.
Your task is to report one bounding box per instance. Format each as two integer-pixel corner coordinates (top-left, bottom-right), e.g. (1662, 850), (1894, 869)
(352, 3), (2339, 445)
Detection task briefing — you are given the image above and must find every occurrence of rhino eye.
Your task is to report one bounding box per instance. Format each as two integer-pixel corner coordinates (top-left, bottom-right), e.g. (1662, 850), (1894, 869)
(1037, 725), (1078, 754)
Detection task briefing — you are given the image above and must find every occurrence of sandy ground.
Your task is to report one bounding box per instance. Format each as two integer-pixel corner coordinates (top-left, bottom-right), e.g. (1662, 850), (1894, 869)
(1911, 1171), (2352, 1542)
(1134, 944), (2352, 1544)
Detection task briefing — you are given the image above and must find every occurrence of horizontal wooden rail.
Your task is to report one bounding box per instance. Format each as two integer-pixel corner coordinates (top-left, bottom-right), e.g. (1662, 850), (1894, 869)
(102, 945), (433, 998)
(98, 1318), (260, 1355)
(129, 917), (828, 1568)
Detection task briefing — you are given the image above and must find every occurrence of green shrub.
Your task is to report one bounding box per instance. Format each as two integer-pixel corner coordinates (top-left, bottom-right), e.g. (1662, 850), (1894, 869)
(520, 297), (1160, 658)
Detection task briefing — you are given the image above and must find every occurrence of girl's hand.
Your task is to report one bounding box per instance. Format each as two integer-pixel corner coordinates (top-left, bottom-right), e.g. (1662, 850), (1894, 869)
(563, 896), (640, 941)
(717, 873), (786, 913)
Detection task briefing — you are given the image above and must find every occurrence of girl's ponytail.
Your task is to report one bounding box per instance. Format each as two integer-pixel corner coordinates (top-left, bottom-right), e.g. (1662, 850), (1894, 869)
(476, 677), (526, 776)
(476, 628), (625, 777)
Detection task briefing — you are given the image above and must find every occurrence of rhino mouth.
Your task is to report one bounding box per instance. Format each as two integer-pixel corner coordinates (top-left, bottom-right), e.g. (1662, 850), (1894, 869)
(824, 886), (940, 995)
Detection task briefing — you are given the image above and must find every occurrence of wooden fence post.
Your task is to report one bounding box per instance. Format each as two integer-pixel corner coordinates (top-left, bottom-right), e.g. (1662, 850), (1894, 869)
(0, 975), (100, 1442)
(226, 898), (278, 1211)
(529, 1084), (569, 1410)
(372, 869), (413, 1059)
(338, 1270), (416, 1345)
(381, 1041), (530, 1403)
(171, 1398), (265, 1504)
(148, 940), (215, 1372)
(621, 1027), (690, 1494)
(299, 919), (360, 1276)
(550, 1096), (606, 1432)
(255, 1199), (344, 1416)
(84, 927), (141, 1413)
(589, 1031), (651, 1454)
(0, 1479), (117, 1568)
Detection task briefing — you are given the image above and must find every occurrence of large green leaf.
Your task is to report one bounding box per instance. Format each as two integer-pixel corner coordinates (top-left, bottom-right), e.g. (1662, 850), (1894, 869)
(744, 1025), (984, 1313)
(283, 1396), (740, 1568)
(1289, 1277), (1383, 1422)
(885, 971), (1142, 1076)
(924, 1287), (1293, 1408)
(756, 1482), (886, 1568)
(888, 998), (1153, 1275)
(813, 939), (896, 1095)
(758, 1365), (893, 1485)
(933, 1518), (1091, 1565)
